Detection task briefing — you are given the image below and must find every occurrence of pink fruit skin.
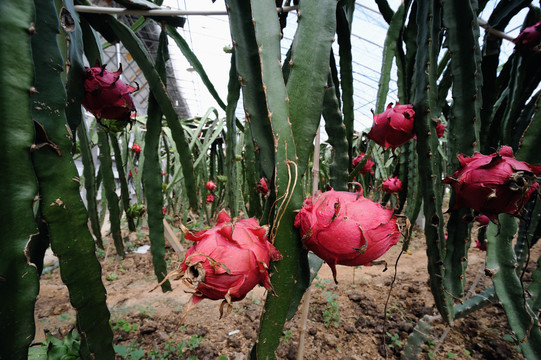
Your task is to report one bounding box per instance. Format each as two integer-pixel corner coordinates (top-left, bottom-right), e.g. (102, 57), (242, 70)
(82, 65), (136, 122)
(367, 103), (415, 151)
(206, 181), (216, 191)
(294, 189), (400, 282)
(444, 146), (541, 220)
(181, 211), (281, 304)
(352, 153), (375, 175)
(514, 21), (541, 53)
(206, 194), (215, 203)
(382, 177), (403, 193)
(131, 143), (141, 154)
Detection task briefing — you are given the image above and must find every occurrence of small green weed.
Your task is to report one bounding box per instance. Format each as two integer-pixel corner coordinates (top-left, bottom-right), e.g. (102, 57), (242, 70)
(386, 331), (403, 350)
(322, 291), (340, 328)
(106, 273), (118, 281)
(115, 340), (145, 360)
(280, 329), (294, 344)
(111, 319), (138, 333)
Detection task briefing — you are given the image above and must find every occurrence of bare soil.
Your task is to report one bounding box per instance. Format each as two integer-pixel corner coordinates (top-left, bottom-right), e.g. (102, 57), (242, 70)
(34, 226), (534, 359)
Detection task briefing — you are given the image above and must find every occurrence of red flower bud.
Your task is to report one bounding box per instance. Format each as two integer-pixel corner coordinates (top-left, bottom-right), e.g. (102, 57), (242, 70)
(256, 178), (268, 195)
(206, 181), (217, 191)
(176, 211), (281, 317)
(206, 194), (215, 203)
(444, 146), (541, 219)
(131, 143), (141, 154)
(368, 103), (415, 151)
(352, 153), (375, 175)
(82, 64), (137, 122)
(382, 177), (403, 193)
(294, 189), (400, 283)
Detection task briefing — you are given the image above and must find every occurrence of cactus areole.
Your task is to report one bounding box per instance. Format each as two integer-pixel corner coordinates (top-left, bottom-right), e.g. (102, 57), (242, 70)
(82, 64), (137, 127)
(171, 211), (282, 318)
(294, 189), (401, 283)
(444, 146), (541, 220)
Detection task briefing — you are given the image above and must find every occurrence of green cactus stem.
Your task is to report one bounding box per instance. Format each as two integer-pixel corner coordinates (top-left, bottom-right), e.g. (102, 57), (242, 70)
(30, 0), (114, 356)
(225, 54), (240, 217)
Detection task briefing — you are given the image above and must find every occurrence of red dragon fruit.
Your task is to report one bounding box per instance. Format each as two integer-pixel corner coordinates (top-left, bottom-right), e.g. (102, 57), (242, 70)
(206, 181), (217, 191)
(294, 189), (401, 283)
(352, 153), (375, 175)
(367, 103), (415, 151)
(382, 177), (403, 193)
(444, 146), (541, 220)
(82, 64), (137, 126)
(256, 177), (269, 195)
(514, 21), (541, 54)
(206, 194), (215, 203)
(435, 120), (446, 138)
(131, 143), (141, 154)
(165, 211), (281, 318)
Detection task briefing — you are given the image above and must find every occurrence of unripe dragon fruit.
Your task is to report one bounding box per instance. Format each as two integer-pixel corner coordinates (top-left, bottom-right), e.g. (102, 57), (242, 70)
(382, 177), (402, 193)
(294, 189), (400, 283)
(367, 103), (415, 151)
(165, 211), (281, 318)
(82, 64), (137, 126)
(352, 153), (375, 175)
(206, 181), (217, 191)
(444, 146), (541, 220)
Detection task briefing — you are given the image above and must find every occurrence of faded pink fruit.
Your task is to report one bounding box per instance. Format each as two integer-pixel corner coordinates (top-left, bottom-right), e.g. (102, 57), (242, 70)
(514, 21), (541, 54)
(475, 215), (490, 227)
(382, 177), (402, 193)
(82, 64), (137, 122)
(206, 194), (215, 203)
(352, 153), (375, 175)
(367, 103), (415, 151)
(444, 146), (541, 220)
(257, 178), (268, 195)
(435, 121), (446, 138)
(294, 189), (400, 283)
(172, 211), (281, 317)
(131, 143), (141, 154)
(206, 181), (217, 191)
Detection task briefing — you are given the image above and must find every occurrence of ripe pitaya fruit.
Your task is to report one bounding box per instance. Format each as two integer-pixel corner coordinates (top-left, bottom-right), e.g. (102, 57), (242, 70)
(444, 146), (541, 220)
(294, 189), (401, 283)
(382, 177), (402, 193)
(206, 194), (215, 203)
(352, 153), (375, 175)
(82, 64), (137, 128)
(206, 181), (217, 191)
(435, 120), (446, 139)
(131, 143), (141, 154)
(164, 211), (281, 318)
(257, 178), (268, 195)
(367, 103), (415, 151)
(514, 21), (541, 54)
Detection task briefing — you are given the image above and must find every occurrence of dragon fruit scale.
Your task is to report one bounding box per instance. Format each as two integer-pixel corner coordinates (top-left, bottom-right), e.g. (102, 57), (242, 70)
(294, 189), (401, 283)
(444, 146), (541, 220)
(82, 64), (137, 126)
(167, 211), (281, 319)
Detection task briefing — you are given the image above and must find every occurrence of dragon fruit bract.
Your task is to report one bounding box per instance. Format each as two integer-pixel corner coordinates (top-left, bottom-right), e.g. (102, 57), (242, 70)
(444, 146), (541, 220)
(82, 64), (137, 124)
(294, 189), (400, 283)
(171, 211), (281, 318)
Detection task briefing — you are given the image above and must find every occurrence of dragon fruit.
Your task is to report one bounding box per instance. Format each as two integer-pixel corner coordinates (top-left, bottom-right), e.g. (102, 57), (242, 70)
(206, 194), (215, 203)
(131, 143), (141, 154)
(206, 181), (217, 191)
(435, 120), (446, 138)
(514, 21), (541, 54)
(257, 178), (269, 195)
(444, 146), (541, 220)
(294, 189), (400, 283)
(82, 64), (137, 126)
(165, 211), (281, 318)
(352, 153), (375, 175)
(367, 103), (415, 151)
(382, 177), (403, 193)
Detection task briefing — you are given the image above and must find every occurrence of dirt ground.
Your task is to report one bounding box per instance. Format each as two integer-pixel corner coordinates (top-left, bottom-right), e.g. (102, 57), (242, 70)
(34, 224), (534, 359)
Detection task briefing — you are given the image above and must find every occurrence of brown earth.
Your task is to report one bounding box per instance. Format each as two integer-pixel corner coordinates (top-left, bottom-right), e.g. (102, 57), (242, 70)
(34, 225), (534, 360)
